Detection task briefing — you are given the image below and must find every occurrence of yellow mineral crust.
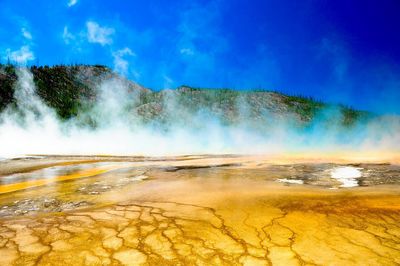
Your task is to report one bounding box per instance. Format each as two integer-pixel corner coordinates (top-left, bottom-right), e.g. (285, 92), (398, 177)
(0, 191), (399, 265)
(0, 155), (399, 265)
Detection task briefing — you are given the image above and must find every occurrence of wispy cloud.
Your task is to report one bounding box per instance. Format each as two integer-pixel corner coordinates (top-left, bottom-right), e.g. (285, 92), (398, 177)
(3, 24), (35, 64)
(86, 21), (115, 46)
(62, 26), (75, 44)
(180, 48), (194, 56)
(67, 0), (78, 7)
(163, 74), (174, 89)
(112, 47), (135, 75)
(174, 1), (228, 84)
(21, 27), (32, 40)
(6, 45), (35, 64)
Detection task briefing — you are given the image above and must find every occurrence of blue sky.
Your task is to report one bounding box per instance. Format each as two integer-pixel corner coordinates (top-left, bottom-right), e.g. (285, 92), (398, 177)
(0, 0), (399, 113)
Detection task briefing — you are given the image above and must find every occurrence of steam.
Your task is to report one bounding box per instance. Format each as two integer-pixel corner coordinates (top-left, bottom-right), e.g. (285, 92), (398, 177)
(0, 67), (399, 158)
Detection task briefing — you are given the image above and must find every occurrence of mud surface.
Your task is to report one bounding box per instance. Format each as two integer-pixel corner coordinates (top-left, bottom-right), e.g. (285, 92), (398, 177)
(0, 155), (399, 265)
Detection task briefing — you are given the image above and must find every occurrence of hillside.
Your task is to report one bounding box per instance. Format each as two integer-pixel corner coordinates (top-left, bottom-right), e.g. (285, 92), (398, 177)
(0, 64), (368, 126)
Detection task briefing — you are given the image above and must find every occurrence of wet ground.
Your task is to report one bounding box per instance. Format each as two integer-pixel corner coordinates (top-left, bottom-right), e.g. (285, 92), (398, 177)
(0, 155), (399, 265)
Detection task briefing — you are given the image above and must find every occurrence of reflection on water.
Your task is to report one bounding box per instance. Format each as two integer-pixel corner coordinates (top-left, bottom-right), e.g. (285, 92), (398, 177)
(0, 155), (399, 265)
(0, 162), (112, 185)
(0, 162), (139, 194)
(277, 178), (304, 184)
(330, 166), (363, 188)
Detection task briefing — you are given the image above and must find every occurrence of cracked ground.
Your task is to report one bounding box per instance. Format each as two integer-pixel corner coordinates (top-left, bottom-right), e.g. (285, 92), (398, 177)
(0, 155), (399, 265)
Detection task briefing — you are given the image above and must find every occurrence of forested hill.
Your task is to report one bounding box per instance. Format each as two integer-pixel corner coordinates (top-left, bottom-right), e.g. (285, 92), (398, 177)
(0, 64), (368, 126)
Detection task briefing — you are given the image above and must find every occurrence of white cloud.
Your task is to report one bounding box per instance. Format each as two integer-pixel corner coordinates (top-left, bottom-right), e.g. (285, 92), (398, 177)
(6, 45), (35, 64)
(86, 21), (115, 46)
(21, 28), (32, 40)
(112, 47), (135, 75)
(67, 0), (78, 7)
(62, 26), (75, 44)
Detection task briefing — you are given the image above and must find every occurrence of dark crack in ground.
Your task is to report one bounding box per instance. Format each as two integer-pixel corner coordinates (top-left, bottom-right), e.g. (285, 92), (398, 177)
(0, 156), (399, 265)
(0, 198), (399, 266)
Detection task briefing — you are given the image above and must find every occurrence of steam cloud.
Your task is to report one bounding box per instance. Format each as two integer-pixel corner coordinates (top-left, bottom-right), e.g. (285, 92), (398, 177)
(0, 67), (399, 158)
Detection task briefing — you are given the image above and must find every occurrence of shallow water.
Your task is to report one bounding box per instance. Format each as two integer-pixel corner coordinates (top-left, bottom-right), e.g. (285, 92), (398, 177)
(0, 155), (399, 265)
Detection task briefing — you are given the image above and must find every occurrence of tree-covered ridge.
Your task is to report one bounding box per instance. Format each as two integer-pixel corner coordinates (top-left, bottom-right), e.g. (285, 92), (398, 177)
(0, 64), (368, 126)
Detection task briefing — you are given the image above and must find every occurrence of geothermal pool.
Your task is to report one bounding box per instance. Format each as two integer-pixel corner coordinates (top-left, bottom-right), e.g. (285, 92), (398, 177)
(0, 155), (399, 265)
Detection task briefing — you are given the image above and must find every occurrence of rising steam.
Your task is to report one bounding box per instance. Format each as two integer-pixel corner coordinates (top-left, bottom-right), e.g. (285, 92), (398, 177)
(0, 67), (399, 158)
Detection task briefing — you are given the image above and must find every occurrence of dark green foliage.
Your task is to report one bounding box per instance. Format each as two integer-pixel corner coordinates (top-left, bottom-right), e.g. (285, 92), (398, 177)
(176, 86), (241, 110)
(0, 64), (17, 112)
(139, 90), (159, 105)
(32, 65), (84, 118)
(41, 65), (109, 118)
(0, 64), (368, 127)
(0, 64), (113, 119)
(282, 94), (325, 121)
(340, 105), (369, 126)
